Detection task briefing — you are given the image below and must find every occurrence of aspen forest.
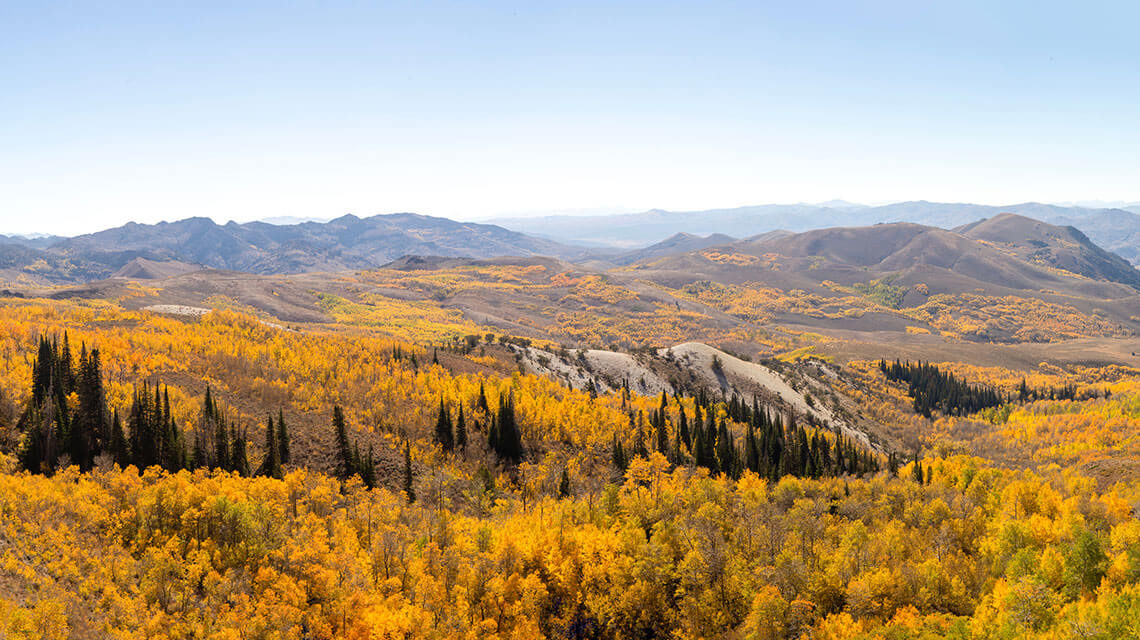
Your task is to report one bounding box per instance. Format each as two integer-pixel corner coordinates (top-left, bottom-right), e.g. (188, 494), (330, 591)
(6, 6), (1140, 637)
(0, 294), (1135, 640)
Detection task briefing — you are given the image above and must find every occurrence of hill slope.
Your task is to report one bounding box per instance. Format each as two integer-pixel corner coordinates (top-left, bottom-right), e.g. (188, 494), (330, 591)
(955, 213), (1140, 288)
(636, 217), (1140, 295)
(608, 232), (737, 266)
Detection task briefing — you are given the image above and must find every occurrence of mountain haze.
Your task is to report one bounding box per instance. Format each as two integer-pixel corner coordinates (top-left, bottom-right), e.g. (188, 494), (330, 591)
(488, 201), (1140, 264)
(0, 213), (585, 284)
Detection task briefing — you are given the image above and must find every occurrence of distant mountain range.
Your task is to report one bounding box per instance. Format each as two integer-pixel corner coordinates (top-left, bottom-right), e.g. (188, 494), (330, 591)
(627, 213), (1140, 293)
(488, 201), (1140, 265)
(0, 214), (584, 285)
(2, 202), (1139, 287)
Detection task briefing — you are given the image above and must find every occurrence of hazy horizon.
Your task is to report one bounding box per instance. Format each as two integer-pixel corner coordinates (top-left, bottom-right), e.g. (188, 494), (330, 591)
(5, 2), (1140, 235)
(7, 197), (1140, 239)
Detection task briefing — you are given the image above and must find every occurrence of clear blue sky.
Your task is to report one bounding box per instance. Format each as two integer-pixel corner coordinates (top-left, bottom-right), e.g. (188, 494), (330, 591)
(2, 1), (1139, 234)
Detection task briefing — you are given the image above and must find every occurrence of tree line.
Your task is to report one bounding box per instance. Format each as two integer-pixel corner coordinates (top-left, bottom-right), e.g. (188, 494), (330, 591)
(17, 335), (290, 477)
(616, 390), (880, 480)
(432, 382), (523, 463)
(879, 359), (1006, 417)
(880, 359), (1094, 419)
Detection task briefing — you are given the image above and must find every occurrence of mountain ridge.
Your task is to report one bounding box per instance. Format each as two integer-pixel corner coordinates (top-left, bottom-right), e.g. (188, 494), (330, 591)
(488, 200), (1140, 264)
(0, 213), (587, 285)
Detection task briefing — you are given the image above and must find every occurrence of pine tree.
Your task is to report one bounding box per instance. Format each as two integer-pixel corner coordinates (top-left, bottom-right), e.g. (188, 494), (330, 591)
(71, 344), (106, 470)
(477, 382), (489, 415)
(230, 426), (249, 476)
(333, 406), (352, 479)
(495, 393), (523, 462)
(679, 406), (691, 450)
(715, 416), (737, 478)
(487, 414), (499, 451)
(109, 409), (129, 466)
(260, 414), (281, 478)
(655, 392), (669, 454)
(276, 409), (290, 465)
(403, 442), (416, 503)
(633, 412), (647, 459)
(612, 436), (628, 470)
(17, 405), (47, 474)
(743, 421), (760, 474)
(559, 467), (571, 498)
(455, 405), (467, 452)
(362, 445), (376, 489)
(434, 399), (454, 452)
(165, 418), (185, 471)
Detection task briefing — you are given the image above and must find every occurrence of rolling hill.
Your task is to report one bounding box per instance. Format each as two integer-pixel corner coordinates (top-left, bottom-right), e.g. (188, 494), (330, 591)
(12, 215), (1138, 366)
(633, 216), (1140, 295)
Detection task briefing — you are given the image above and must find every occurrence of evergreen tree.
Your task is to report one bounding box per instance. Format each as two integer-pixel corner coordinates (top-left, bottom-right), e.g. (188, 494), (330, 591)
(109, 409), (129, 466)
(715, 416), (737, 478)
(17, 404), (48, 474)
(276, 409), (290, 465)
(71, 344), (106, 470)
(230, 426), (249, 476)
(495, 393), (523, 462)
(743, 421), (760, 474)
(403, 442), (416, 503)
(165, 418), (185, 471)
(363, 444), (376, 489)
(655, 393), (669, 454)
(881, 359), (1004, 417)
(559, 467), (571, 498)
(612, 436), (628, 470)
(333, 406), (352, 479)
(434, 398), (454, 451)
(477, 382), (489, 415)
(487, 414), (499, 451)
(455, 405), (467, 452)
(632, 412), (647, 459)
(214, 412), (230, 471)
(260, 414), (281, 478)
(678, 406), (691, 450)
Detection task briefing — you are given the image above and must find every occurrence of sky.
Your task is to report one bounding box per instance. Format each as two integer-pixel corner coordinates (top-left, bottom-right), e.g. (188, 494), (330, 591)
(2, 1), (1140, 235)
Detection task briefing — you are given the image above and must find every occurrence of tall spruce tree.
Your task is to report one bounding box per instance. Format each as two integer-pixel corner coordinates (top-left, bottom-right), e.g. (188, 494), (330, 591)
(455, 405), (467, 452)
(434, 399), (454, 451)
(260, 414), (281, 478)
(403, 441), (416, 503)
(333, 406), (352, 479)
(109, 409), (129, 466)
(276, 409), (290, 465)
(230, 425), (249, 476)
(494, 392), (523, 462)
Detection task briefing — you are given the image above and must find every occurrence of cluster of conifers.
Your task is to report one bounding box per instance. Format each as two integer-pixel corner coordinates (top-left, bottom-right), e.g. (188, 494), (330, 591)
(614, 390), (880, 479)
(432, 382), (523, 462)
(878, 359), (1089, 418)
(17, 335), (290, 478)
